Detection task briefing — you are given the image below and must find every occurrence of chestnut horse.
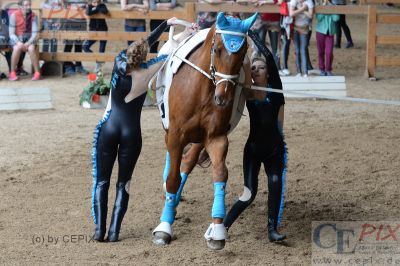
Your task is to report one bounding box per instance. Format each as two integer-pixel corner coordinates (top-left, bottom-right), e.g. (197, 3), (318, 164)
(153, 13), (258, 250)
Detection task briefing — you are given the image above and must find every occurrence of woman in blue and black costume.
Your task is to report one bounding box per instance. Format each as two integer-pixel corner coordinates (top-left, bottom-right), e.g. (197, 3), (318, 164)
(223, 29), (287, 242)
(91, 17), (199, 242)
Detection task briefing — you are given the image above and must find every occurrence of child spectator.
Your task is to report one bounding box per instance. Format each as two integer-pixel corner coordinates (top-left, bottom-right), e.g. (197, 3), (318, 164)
(8, 0), (41, 81)
(315, 0), (339, 76)
(83, 0), (108, 73)
(121, 0), (148, 46)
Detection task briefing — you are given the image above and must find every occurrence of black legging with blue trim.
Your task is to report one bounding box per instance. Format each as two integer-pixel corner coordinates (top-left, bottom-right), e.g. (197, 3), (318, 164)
(224, 30), (287, 230)
(91, 20), (170, 242)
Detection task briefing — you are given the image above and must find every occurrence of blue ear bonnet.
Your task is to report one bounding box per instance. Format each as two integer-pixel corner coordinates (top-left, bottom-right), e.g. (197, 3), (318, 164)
(216, 12), (258, 53)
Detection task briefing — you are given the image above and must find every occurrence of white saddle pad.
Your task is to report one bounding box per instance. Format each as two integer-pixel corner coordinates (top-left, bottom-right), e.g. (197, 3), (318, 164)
(155, 29), (245, 133)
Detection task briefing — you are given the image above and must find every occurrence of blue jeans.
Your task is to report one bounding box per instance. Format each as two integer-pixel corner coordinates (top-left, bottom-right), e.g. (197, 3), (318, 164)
(293, 30), (309, 75)
(125, 25), (145, 45)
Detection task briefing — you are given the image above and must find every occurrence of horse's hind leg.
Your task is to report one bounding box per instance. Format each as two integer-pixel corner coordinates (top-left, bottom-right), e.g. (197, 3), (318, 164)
(174, 143), (204, 205)
(203, 136), (229, 250)
(153, 132), (185, 245)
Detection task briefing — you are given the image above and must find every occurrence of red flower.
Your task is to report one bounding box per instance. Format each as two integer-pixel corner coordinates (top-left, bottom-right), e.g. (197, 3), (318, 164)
(88, 73), (97, 82)
(92, 94), (100, 103)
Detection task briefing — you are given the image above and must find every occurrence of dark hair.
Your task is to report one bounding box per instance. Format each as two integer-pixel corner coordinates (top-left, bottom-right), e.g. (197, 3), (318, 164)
(126, 39), (149, 69)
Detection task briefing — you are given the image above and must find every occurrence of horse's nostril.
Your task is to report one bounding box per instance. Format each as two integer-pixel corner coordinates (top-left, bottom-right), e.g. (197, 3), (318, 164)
(214, 95), (223, 106)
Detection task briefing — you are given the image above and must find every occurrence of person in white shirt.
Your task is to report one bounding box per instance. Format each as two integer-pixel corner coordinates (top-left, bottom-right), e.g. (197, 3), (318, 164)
(289, 0), (313, 77)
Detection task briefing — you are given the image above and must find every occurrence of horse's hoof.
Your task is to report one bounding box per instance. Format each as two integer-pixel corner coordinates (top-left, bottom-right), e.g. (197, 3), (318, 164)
(153, 231), (171, 246)
(206, 239), (226, 250)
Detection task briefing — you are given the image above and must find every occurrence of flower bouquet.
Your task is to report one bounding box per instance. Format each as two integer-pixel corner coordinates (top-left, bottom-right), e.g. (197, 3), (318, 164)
(79, 73), (111, 109)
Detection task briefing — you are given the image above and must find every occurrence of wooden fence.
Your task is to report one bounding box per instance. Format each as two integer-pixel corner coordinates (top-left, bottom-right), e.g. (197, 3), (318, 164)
(3, 1), (398, 78)
(366, 5), (400, 78)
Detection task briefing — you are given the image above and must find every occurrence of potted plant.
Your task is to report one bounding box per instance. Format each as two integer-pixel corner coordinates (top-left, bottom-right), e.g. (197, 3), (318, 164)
(79, 73), (111, 109)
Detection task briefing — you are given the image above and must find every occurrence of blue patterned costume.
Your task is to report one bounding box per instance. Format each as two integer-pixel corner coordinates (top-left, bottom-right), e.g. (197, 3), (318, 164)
(91, 21), (170, 242)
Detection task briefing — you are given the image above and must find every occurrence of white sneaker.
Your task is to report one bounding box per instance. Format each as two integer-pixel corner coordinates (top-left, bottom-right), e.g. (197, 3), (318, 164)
(296, 73), (302, 77)
(308, 69), (320, 75)
(282, 69), (290, 76)
(303, 74), (308, 78)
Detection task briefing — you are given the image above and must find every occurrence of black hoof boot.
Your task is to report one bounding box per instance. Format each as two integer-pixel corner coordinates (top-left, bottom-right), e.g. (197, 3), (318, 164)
(107, 182), (129, 242)
(93, 230), (106, 242)
(268, 218), (286, 242)
(92, 181), (109, 242)
(106, 232), (119, 242)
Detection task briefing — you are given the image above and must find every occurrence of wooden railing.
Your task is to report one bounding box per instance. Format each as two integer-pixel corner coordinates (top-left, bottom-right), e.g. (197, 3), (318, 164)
(5, 1), (397, 78)
(366, 5), (400, 78)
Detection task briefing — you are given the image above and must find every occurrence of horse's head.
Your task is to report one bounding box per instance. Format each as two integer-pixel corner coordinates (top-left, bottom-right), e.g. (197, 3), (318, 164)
(209, 12), (258, 107)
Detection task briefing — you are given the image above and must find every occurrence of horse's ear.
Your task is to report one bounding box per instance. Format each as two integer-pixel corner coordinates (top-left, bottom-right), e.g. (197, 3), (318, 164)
(216, 12), (228, 28)
(241, 13), (259, 33)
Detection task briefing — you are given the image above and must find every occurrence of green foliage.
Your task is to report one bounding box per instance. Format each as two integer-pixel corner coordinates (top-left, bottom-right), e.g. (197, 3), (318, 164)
(79, 73), (111, 105)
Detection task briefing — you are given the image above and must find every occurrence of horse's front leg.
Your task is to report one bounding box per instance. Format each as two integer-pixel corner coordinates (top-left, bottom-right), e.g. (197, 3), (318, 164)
(153, 131), (184, 245)
(204, 136), (229, 250)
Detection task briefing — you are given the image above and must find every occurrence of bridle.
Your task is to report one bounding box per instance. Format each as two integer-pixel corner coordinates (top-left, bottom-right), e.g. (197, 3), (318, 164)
(173, 28), (247, 92)
(209, 29), (246, 91)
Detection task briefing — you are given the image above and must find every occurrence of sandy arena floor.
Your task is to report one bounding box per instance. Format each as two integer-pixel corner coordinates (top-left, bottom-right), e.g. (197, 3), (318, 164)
(0, 12), (400, 266)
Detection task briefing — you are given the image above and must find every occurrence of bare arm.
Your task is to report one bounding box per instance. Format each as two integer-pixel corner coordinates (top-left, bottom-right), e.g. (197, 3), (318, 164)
(289, 4), (307, 17)
(121, 0), (149, 11)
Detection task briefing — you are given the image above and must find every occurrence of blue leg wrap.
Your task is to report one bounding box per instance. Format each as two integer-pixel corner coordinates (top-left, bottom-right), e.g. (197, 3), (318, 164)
(211, 182), (226, 219)
(162, 152), (170, 183)
(175, 172), (188, 206)
(160, 192), (176, 224)
(278, 142), (288, 226)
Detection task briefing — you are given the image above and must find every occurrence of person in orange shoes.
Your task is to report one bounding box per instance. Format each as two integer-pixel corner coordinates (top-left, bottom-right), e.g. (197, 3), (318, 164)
(8, 0), (41, 81)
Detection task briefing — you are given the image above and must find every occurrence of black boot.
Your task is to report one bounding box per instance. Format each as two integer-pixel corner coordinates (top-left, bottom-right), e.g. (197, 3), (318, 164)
(267, 173), (286, 242)
(268, 218), (286, 242)
(107, 182), (130, 242)
(92, 180), (109, 242)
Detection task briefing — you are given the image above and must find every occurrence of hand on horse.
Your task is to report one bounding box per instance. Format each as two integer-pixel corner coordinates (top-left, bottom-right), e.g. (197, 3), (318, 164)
(167, 17), (179, 26)
(185, 23), (200, 35)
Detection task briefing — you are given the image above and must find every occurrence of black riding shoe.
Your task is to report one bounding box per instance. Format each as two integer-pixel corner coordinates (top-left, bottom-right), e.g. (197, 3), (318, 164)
(92, 181), (109, 242)
(107, 183), (129, 242)
(268, 218), (286, 242)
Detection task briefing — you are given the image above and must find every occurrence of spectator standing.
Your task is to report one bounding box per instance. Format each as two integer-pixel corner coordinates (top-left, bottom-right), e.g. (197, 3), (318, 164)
(149, 0), (176, 53)
(279, 0), (293, 76)
(251, 0), (282, 70)
(83, 0), (108, 73)
(41, 0), (64, 53)
(315, 0), (339, 76)
(289, 0), (313, 77)
(8, 0), (41, 81)
(121, 0), (148, 46)
(331, 0), (353, 48)
(63, 0), (89, 75)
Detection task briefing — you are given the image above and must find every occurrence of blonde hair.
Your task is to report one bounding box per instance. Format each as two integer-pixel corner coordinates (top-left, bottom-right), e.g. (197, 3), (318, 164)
(126, 39), (149, 69)
(251, 54), (267, 66)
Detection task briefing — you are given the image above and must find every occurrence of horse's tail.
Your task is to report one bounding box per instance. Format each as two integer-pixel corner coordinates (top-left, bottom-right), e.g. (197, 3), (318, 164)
(197, 149), (211, 168)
